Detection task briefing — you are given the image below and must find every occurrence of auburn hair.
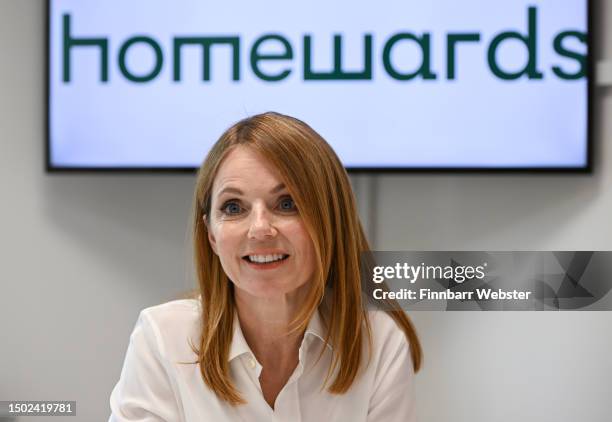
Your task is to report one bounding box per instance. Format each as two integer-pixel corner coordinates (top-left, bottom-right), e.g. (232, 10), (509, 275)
(190, 111), (422, 404)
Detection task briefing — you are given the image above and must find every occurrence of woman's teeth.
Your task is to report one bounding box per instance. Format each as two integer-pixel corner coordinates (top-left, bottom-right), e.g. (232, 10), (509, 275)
(247, 254), (288, 263)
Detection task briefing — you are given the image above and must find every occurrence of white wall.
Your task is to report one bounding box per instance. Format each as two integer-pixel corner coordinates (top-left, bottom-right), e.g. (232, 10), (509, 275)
(1, 1), (610, 421)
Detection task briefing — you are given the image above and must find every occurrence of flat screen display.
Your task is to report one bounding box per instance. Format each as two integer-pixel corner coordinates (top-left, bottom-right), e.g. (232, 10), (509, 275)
(47, 0), (590, 171)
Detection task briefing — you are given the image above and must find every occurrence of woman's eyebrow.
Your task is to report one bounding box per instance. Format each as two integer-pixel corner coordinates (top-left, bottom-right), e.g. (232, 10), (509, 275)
(270, 183), (286, 194)
(217, 183), (286, 197)
(217, 186), (243, 197)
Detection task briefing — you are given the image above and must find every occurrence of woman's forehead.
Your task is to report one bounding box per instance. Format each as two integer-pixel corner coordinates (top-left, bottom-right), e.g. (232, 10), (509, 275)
(212, 147), (286, 195)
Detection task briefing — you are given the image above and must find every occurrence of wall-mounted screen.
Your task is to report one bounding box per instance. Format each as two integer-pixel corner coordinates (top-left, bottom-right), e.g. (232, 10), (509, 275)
(47, 0), (590, 171)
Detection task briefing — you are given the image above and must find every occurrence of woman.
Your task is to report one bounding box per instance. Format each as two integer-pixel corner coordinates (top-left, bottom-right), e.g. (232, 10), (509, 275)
(109, 112), (422, 421)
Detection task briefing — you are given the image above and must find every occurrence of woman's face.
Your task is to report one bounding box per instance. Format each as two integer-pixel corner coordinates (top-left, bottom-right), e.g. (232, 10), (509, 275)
(206, 146), (317, 300)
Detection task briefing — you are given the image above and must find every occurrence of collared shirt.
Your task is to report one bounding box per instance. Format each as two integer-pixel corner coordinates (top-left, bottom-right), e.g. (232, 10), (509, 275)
(109, 299), (416, 422)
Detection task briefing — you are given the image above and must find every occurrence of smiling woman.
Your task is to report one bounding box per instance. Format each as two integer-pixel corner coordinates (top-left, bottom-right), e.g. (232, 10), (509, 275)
(109, 112), (422, 422)
(205, 146), (317, 303)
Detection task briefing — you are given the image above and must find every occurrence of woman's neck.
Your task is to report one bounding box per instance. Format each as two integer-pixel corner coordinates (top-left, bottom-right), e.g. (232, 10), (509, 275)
(234, 288), (313, 409)
(234, 288), (307, 366)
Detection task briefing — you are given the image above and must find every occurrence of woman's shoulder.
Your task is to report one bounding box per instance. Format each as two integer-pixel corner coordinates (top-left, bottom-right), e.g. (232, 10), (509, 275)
(360, 312), (416, 420)
(365, 310), (414, 363)
(140, 297), (201, 327)
(135, 298), (202, 360)
(366, 309), (408, 337)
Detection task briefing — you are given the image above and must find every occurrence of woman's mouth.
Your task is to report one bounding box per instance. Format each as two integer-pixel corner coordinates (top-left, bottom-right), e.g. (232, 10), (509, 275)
(242, 254), (290, 270)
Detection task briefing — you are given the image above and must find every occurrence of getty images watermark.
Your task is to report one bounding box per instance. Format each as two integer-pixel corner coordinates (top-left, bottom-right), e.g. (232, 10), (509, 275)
(360, 252), (612, 311)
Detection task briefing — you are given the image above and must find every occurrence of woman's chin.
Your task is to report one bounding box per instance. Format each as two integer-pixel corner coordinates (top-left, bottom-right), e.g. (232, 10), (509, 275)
(234, 279), (306, 301)
(235, 281), (285, 299)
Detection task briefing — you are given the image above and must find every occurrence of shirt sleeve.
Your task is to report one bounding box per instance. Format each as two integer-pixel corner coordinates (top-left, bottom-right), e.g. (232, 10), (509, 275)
(367, 326), (417, 422)
(109, 310), (182, 422)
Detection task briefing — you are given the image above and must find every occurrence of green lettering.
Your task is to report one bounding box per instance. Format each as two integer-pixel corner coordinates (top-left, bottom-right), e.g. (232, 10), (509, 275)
(552, 31), (586, 80)
(250, 34), (293, 81)
(173, 37), (240, 81)
(487, 6), (543, 80)
(303, 34), (372, 80)
(62, 14), (109, 82)
(382, 33), (436, 80)
(118, 36), (163, 83)
(447, 33), (480, 80)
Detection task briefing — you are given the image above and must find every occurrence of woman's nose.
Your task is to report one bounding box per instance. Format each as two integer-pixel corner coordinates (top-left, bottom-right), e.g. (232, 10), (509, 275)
(247, 207), (277, 239)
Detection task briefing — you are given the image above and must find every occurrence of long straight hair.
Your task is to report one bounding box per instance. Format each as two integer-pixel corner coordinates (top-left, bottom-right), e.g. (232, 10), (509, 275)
(191, 112), (422, 404)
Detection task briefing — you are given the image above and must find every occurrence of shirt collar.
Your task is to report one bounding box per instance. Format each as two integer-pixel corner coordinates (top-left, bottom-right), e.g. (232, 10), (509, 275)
(228, 307), (332, 362)
(228, 312), (252, 362)
(304, 307), (333, 350)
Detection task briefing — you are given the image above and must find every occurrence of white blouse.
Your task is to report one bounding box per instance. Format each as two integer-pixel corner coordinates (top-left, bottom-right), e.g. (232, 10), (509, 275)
(109, 299), (416, 422)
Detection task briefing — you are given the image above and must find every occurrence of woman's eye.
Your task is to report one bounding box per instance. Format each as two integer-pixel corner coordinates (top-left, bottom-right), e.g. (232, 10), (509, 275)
(221, 201), (242, 215)
(278, 197), (297, 212)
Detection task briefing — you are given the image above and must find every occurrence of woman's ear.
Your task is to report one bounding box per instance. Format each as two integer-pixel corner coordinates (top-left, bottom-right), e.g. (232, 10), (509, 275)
(203, 214), (218, 255)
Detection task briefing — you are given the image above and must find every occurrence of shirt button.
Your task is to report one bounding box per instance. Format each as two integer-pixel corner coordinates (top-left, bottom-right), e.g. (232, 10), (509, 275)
(248, 357), (256, 369)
